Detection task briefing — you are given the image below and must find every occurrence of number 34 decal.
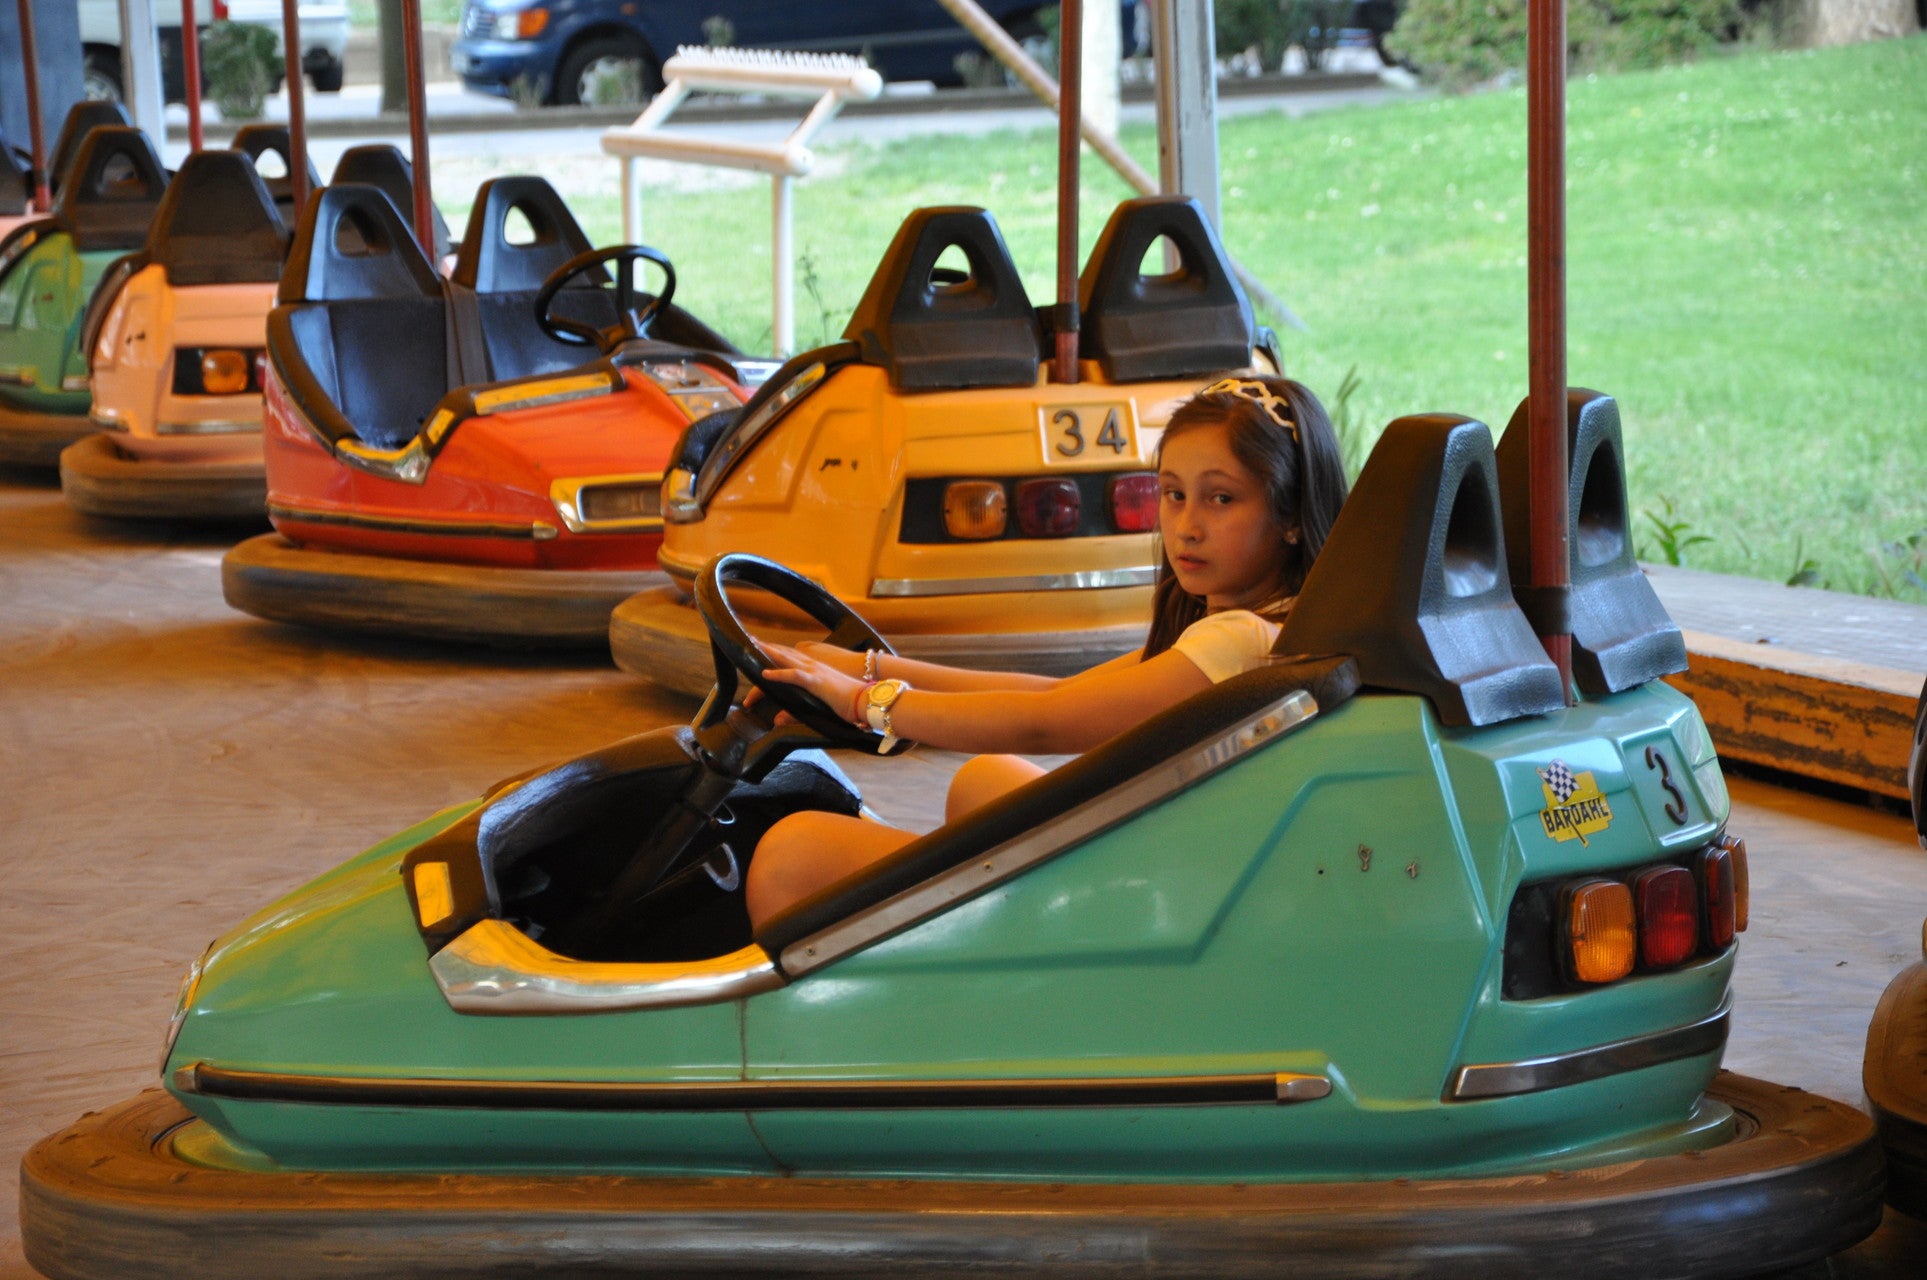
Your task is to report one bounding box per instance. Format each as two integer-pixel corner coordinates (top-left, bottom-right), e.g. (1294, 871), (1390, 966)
(1041, 404), (1134, 461)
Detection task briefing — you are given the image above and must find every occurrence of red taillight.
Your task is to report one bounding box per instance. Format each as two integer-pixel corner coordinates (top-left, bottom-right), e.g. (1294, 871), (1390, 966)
(1014, 477), (1081, 537)
(1109, 473), (1157, 533)
(1700, 846), (1737, 949)
(1720, 832), (1749, 932)
(1634, 865), (1698, 968)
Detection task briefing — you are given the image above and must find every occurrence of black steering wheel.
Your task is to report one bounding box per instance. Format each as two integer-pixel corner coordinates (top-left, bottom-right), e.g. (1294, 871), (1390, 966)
(695, 553), (906, 756)
(534, 244), (677, 353)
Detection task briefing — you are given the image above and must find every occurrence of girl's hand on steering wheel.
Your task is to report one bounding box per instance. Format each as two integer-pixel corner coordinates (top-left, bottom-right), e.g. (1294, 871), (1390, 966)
(760, 642), (870, 727)
(793, 641), (868, 679)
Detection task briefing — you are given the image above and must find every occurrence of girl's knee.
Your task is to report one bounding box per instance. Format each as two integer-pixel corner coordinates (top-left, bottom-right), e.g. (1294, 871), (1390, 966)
(946, 754), (1045, 823)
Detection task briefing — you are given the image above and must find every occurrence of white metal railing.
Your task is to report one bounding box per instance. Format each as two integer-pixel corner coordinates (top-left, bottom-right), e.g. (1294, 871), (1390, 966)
(600, 48), (883, 356)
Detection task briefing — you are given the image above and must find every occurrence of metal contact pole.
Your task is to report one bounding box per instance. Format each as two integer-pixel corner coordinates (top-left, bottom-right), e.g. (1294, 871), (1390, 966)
(280, 0), (309, 210)
(14, 0), (50, 210)
(1527, 0), (1572, 697)
(400, 0), (435, 256)
(1053, 0), (1083, 384)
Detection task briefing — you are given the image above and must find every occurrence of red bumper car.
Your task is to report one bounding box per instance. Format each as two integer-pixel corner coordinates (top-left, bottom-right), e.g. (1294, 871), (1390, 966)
(223, 174), (769, 646)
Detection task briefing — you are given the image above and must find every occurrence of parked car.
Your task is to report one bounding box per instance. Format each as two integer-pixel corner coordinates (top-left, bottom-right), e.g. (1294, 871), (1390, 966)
(450, 0), (1059, 105)
(77, 0), (350, 102)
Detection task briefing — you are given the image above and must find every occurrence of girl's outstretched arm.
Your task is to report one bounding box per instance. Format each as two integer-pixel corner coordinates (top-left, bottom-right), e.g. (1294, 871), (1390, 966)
(762, 643), (1210, 756)
(790, 641), (1144, 694)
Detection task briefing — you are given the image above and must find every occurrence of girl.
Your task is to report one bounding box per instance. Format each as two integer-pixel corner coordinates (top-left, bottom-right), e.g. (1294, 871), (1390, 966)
(746, 374), (1348, 927)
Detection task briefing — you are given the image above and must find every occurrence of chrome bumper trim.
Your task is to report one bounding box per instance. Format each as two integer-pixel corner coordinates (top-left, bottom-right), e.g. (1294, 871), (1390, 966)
(172, 1057), (1331, 1111)
(870, 566), (1157, 598)
(1444, 1002), (1730, 1101)
(267, 502), (558, 542)
(155, 417), (260, 436)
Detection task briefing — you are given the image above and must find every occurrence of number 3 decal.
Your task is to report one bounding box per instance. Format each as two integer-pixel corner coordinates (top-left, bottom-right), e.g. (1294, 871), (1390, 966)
(1644, 745), (1690, 825)
(1050, 406), (1129, 458)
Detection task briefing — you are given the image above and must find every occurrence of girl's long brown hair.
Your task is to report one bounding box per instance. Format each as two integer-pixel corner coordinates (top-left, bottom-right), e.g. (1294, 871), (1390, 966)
(1142, 376), (1349, 658)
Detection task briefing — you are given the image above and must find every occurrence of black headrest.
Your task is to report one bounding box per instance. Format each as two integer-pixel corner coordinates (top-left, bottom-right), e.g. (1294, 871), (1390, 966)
(1279, 414), (1567, 727)
(330, 144), (450, 260)
(280, 183), (443, 304)
(53, 126), (168, 253)
(229, 124), (321, 226)
(1077, 196), (1255, 382)
(143, 150), (289, 287)
(47, 100), (132, 196)
(1495, 390), (1688, 695)
(451, 175), (595, 293)
(842, 206), (1040, 391)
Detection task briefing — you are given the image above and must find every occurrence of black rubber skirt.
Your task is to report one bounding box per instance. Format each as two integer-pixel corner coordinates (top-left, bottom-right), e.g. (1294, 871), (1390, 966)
(1865, 955), (1927, 1218)
(21, 1074), (1883, 1280)
(223, 532), (665, 648)
(59, 433), (267, 521)
(0, 400), (93, 468)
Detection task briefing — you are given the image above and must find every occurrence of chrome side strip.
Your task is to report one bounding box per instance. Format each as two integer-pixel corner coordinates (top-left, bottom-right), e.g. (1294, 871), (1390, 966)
(430, 919), (782, 1013)
(173, 1059), (1331, 1111)
(268, 502), (558, 541)
(156, 417), (258, 436)
(782, 691), (1319, 977)
(870, 566), (1156, 598)
(1444, 1002), (1730, 1101)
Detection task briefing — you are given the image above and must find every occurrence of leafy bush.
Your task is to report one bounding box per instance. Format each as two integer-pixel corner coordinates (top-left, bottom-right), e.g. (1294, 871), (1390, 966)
(1218, 0), (1359, 71)
(202, 20), (279, 120)
(1387, 0), (1741, 90)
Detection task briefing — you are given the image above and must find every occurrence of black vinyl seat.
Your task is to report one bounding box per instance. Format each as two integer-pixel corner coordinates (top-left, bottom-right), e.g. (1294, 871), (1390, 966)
(144, 150), (289, 287)
(1494, 389), (1688, 695)
(842, 205), (1041, 391)
(449, 175), (744, 385)
(230, 124), (321, 231)
(329, 144), (451, 261)
(1279, 413), (1568, 727)
(447, 175), (614, 385)
(1077, 195), (1256, 382)
(45, 100), (132, 202)
(53, 126), (169, 254)
(269, 183), (449, 450)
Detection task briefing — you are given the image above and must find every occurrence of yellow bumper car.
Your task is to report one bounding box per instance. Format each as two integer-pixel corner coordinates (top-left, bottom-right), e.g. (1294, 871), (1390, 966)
(611, 196), (1279, 695)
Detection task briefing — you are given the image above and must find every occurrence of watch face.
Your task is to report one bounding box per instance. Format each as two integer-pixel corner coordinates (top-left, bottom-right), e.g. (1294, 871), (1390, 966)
(868, 679), (907, 708)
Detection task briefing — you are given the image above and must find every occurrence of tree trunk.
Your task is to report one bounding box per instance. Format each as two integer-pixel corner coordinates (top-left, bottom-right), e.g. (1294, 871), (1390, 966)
(379, 0), (407, 115)
(1776, 0), (1920, 48)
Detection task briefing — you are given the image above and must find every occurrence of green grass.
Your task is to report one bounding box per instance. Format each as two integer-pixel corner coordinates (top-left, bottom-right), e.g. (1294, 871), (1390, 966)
(348, 1), (464, 29)
(462, 36), (1927, 600)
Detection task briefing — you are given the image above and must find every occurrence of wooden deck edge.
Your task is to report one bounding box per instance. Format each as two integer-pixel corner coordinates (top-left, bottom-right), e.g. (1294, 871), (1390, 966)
(1665, 630), (1920, 802)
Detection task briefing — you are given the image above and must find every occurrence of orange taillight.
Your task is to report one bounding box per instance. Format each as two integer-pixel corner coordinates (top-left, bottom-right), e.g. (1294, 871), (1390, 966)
(200, 348), (249, 395)
(1720, 832), (1749, 932)
(942, 481), (1007, 540)
(1563, 878), (1636, 984)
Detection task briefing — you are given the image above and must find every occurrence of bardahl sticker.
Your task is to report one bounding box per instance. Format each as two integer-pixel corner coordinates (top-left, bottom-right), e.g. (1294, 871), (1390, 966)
(1538, 760), (1612, 845)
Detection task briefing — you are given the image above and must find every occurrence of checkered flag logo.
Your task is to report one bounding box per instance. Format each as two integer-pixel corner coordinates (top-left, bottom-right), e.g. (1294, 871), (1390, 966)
(1539, 761), (1579, 804)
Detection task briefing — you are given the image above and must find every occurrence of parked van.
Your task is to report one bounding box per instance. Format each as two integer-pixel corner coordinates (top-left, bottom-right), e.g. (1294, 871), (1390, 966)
(451, 0), (1070, 106)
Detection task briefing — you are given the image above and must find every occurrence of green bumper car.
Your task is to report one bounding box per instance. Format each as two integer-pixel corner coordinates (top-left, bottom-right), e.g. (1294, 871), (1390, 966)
(21, 397), (1882, 1279)
(0, 125), (167, 467)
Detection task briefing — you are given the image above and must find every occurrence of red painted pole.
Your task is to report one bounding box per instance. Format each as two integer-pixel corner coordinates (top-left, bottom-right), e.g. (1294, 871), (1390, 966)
(1527, 0), (1572, 698)
(400, 0), (435, 258)
(181, 0), (203, 152)
(13, 0), (51, 211)
(280, 0), (309, 210)
(1052, 0), (1082, 385)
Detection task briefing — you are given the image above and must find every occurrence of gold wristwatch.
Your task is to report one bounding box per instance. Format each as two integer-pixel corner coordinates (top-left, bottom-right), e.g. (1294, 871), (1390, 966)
(862, 678), (912, 751)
